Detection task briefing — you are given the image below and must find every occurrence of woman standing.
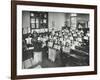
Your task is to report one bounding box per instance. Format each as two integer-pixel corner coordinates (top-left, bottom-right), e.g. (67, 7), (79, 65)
(31, 31), (42, 66)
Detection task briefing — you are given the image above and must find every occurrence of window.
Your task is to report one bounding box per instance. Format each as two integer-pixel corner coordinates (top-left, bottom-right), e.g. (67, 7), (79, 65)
(30, 12), (48, 30)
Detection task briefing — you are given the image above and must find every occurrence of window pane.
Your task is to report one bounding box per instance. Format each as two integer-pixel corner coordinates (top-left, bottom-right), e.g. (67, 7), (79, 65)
(36, 23), (39, 28)
(43, 19), (46, 23)
(31, 18), (35, 23)
(30, 13), (34, 17)
(31, 23), (35, 28)
(36, 18), (39, 23)
(44, 14), (47, 18)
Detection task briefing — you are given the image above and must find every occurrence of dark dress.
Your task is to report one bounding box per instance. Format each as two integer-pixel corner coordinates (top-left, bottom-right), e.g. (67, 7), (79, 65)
(31, 37), (43, 64)
(31, 37), (42, 58)
(32, 38), (42, 52)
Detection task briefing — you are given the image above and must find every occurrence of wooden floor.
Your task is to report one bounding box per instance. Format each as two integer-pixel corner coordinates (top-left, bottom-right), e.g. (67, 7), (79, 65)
(22, 48), (89, 69)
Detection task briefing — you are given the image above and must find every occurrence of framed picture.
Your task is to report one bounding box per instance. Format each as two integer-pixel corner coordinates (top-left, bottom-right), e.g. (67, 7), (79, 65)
(11, 1), (97, 79)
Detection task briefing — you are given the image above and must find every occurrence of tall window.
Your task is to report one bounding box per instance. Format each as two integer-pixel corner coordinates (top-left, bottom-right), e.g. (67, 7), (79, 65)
(30, 12), (48, 30)
(70, 13), (77, 30)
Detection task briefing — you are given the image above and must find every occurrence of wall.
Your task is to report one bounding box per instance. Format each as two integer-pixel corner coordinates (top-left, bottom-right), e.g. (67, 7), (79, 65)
(48, 12), (65, 31)
(0, 0), (99, 80)
(65, 13), (71, 27)
(22, 12), (89, 32)
(22, 11), (66, 31)
(22, 11), (30, 29)
(22, 11), (30, 34)
(77, 14), (89, 21)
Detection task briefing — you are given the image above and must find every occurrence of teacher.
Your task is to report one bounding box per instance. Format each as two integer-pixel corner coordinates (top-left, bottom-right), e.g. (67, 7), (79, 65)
(31, 31), (42, 66)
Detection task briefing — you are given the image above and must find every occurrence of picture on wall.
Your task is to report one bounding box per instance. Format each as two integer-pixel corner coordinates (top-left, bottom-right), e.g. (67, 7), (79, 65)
(22, 11), (90, 69)
(11, 1), (97, 79)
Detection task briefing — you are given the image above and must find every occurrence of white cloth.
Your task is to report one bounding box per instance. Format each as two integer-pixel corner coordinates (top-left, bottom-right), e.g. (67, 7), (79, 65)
(48, 48), (57, 62)
(63, 40), (66, 46)
(25, 37), (32, 44)
(84, 36), (88, 40)
(32, 52), (42, 65)
(24, 59), (32, 69)
(62, 46), (70, 53)
(48, 42), (53, 47)
(34, 65), (42, 68)
(54, 45), (58, 49)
